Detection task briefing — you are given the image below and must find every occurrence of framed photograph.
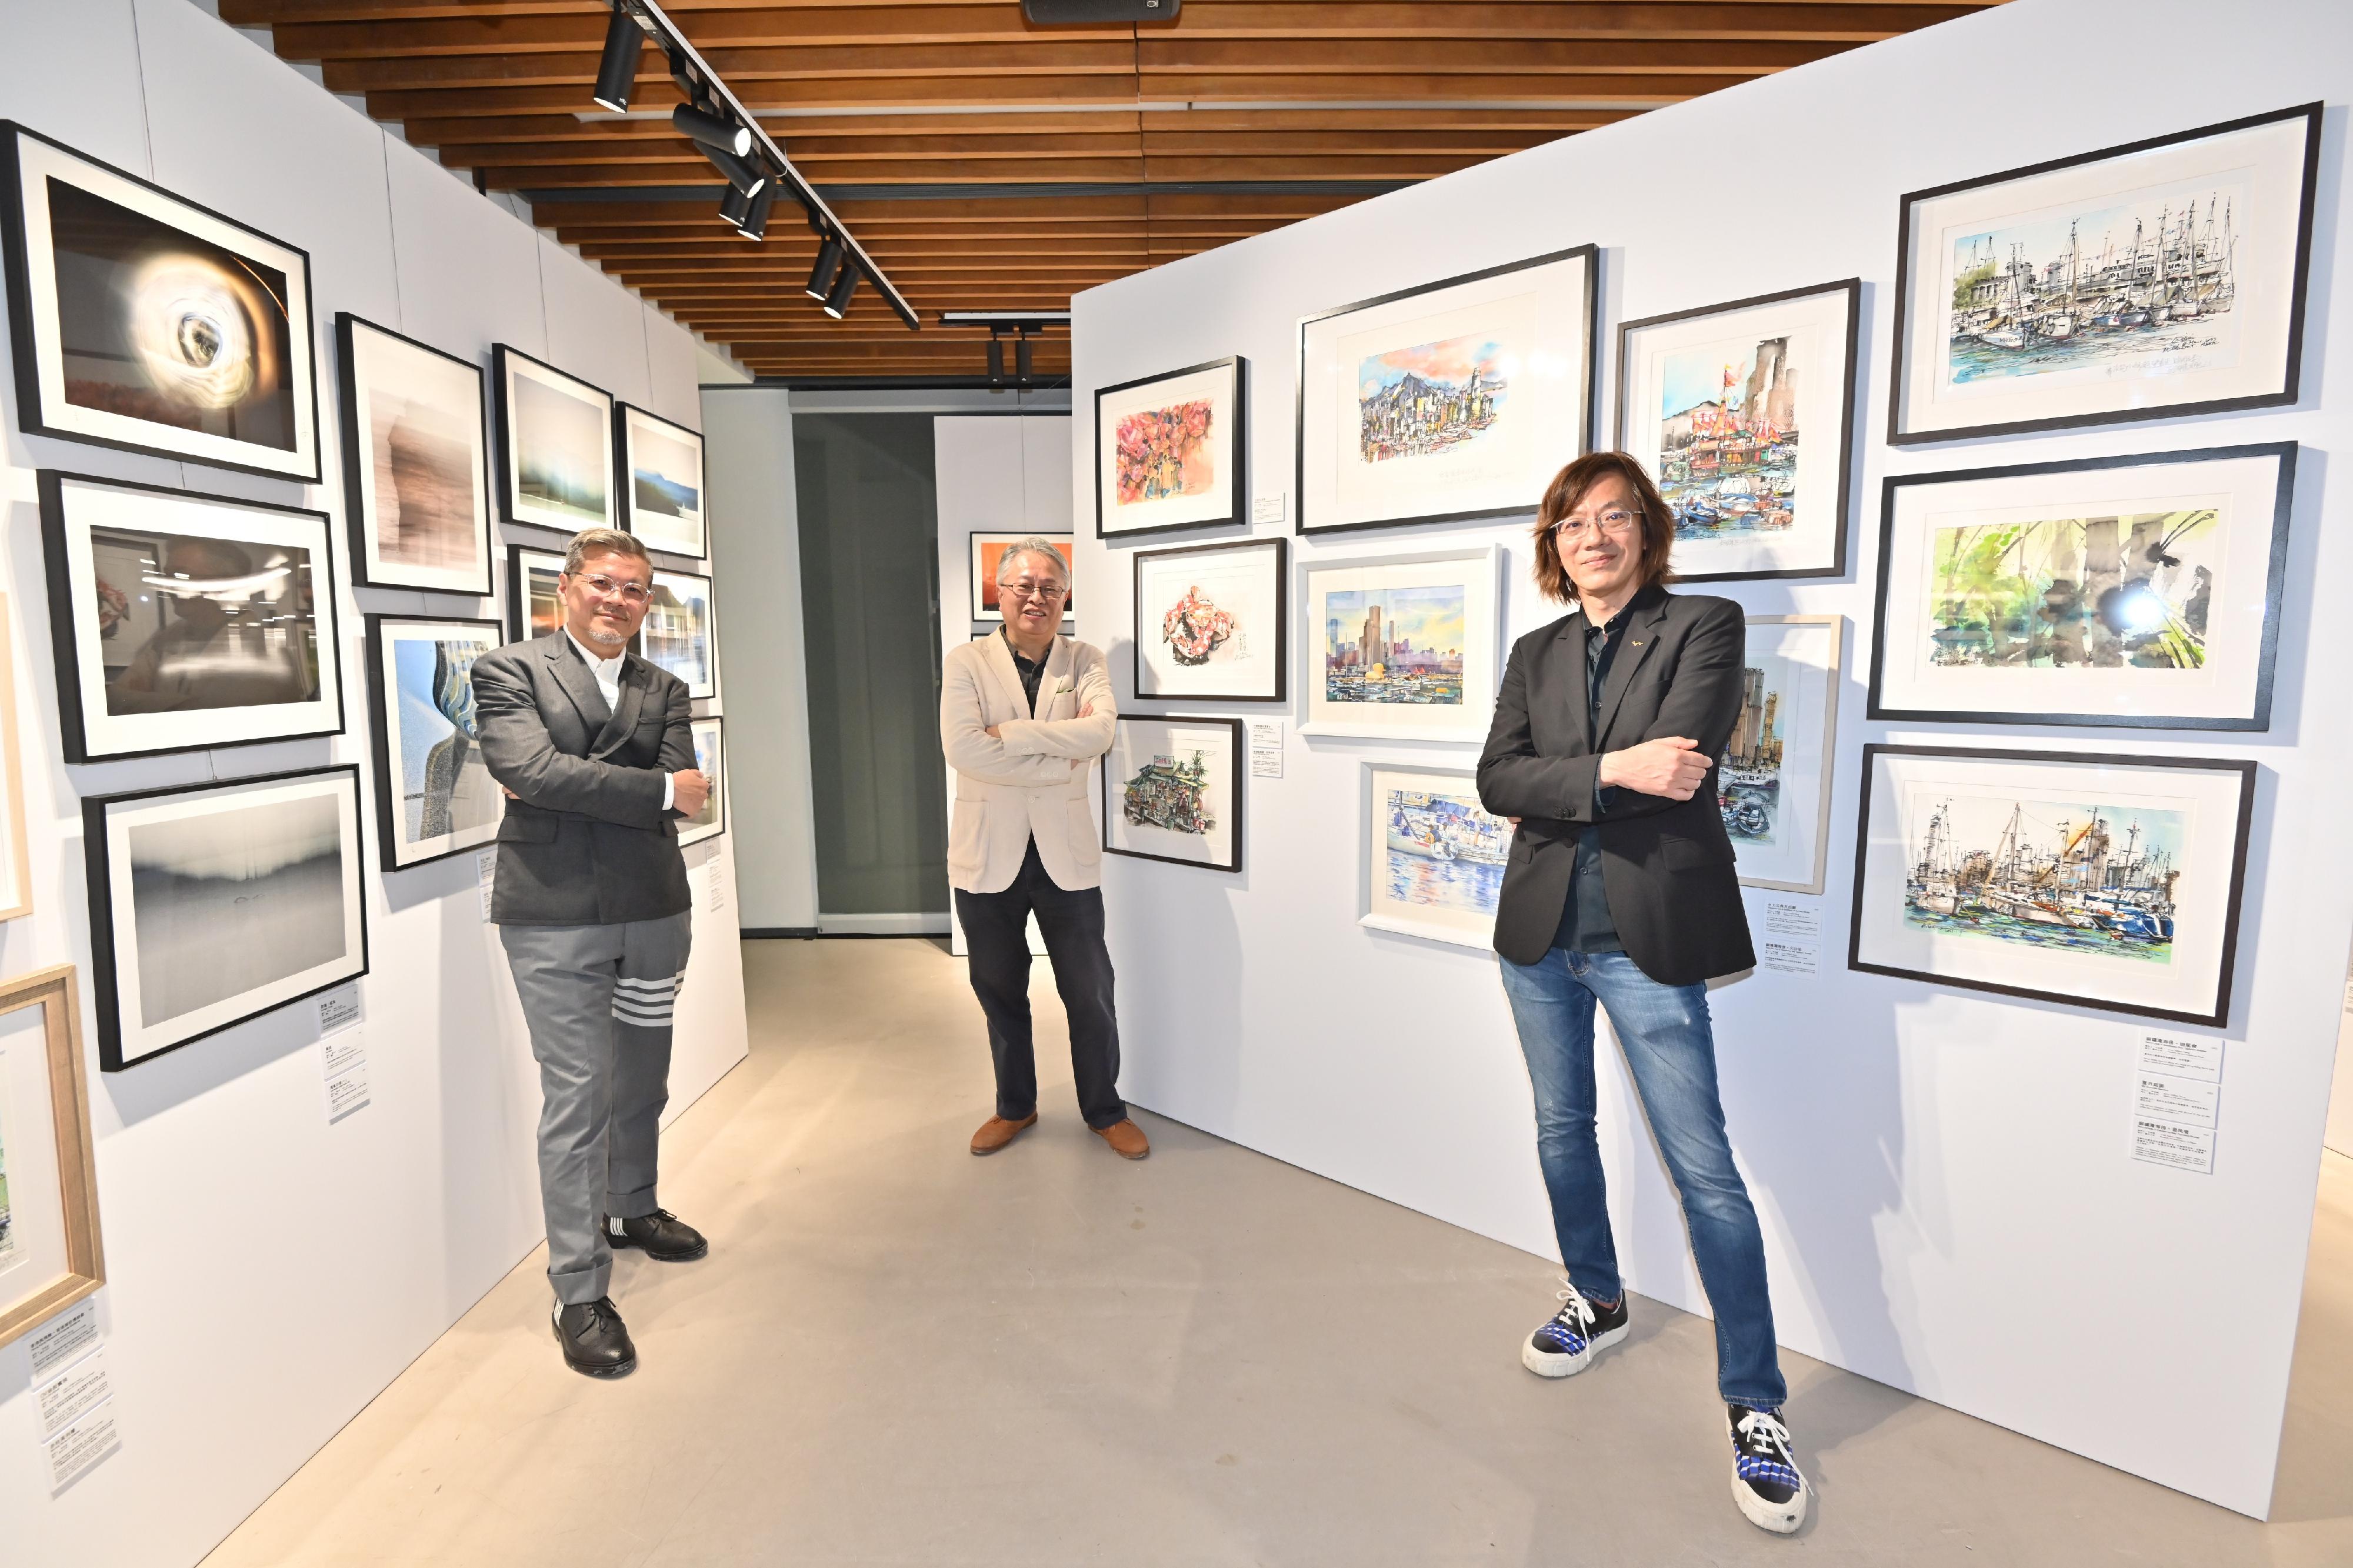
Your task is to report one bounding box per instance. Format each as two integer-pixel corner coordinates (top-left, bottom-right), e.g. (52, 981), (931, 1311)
(970, 532), (1074, 626)
(0, 597), (32, 921)
(617, 403), (707, 560)
(1359, 760), (1510, 949)
(1617, 280), (1859, 582)
(1727, 615), (1843, 895)
(1889, 103), (2321, 445)
(336, 313), (493, 596)
(1133, 536), (1286, 703)
(1301, 543), (1502, 743)
(1104, 715), (1244, 873)
(40, 470), (345, 764)
(363, 614), (505, 871)
(0, 122), (320, 481)
(0, 964), (105, 1350)
(506, 543), (566, 644)
(1869, 443), (2294, 731)
(1850, 744), (2254, 1027)
(1297, 245), (1595, 536)
(1095, 356), (1245, 540)
(679, 716), (726, 848)
(85, 765), (371, 1070)
(493, 344), (613, 532)
(645, 567), (717, 702)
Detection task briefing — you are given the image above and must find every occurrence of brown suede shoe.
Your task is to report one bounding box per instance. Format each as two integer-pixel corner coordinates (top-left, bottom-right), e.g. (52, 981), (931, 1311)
(1092, 1119), (1150, 1160)
(970, 1112), (1038, 1155)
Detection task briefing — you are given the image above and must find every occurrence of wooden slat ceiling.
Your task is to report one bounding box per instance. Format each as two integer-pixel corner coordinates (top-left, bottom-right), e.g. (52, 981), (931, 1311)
(233, 0), (1995, 382)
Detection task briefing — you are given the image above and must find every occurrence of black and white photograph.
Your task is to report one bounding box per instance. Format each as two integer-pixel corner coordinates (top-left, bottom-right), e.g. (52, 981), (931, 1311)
(85, 767), (369, 1070)
(645, 567), (718, 703)
(40, 470), (344, 763)
(618, 403), (708, 559)
(365, 614), (505, 871)
(679, 716), (726, 848)
(0, 122), (320, 480)
(493, 345), (614, 532)
(337, 314), (494, 595)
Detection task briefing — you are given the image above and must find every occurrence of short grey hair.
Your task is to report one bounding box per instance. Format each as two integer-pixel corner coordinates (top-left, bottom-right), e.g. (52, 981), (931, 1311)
(564, 527), (652, 576)
(994, 536), (1071, 587)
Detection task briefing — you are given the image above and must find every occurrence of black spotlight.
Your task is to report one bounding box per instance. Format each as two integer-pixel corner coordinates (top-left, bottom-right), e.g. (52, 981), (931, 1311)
(702, 142), (766, 196)
(719, 184), (754, 229)
(986, 333), (1006, 386)
(734, 184), (777, 241)
(822, 265), (859, 319)
(671, 102), (751, 158)
(804, 233), (845, 299)
(592, 4), (642, 112)
(1015, 328), (1035, 385)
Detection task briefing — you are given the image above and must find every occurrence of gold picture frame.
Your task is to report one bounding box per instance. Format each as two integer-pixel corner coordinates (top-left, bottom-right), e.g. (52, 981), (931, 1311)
(0, 964), (106, 1349)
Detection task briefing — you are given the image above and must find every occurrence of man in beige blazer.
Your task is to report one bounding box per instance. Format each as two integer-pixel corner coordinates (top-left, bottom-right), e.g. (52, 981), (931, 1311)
(941, 536), (1148, 1160)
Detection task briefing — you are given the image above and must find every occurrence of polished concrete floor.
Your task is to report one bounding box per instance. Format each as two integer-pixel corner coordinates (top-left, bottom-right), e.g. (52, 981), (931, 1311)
(206, 939), (2353, 1567)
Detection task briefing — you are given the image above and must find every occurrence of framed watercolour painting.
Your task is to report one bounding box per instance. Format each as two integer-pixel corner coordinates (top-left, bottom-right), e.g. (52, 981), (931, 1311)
(0, 964), (105, 1351)
(41, 471), (345, 763)
(0, 122), (321, 481)
(336, 313), (494, 596)
(617, 403), (708, 560)
(1095, 356), (1245, 540)
(970, 532), (1074, 626)
(1868, 443), (2294, 730)
(679, 716), (726, 848)
(1616, 280), (1858, 582)
(493, 345), (614, 532)
(1132, 536), (1286, 703)
(1889, 103), (2320, 444)
(1359, 761), (1509, 950)
(1104, 715), (1243, 873)
(1297, 245), (1595, 536)
(1300, 544), (1502, 743)
(1849, 745), (2254, 1027)
(646, 567), (718, 703)
(1727, 615), (1843, 895)
(363, 614), (504, 872)
(85, 765), (371, 1070)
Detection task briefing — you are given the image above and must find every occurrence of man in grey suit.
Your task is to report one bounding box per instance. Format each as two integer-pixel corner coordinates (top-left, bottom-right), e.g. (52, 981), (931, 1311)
(475, 526), (712, 1378)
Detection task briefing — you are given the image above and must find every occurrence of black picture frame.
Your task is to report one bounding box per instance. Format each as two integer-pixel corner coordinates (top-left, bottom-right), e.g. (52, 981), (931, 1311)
(39, 468), (348, 764)
(1093, 355), (1248, 542)
(1847, 743), (2257, 1028)
(615, 401), (709, 561)
(1612, 277), (1861, 584)
(1102, 714), (1246, 874)
(647, 565), (718, 703)
(1129, 535), (1288, 703)
(492, 342), (615, 533)
(85, 763), (371, 1071)
(362, 612), (506, 872)
(969, 531), (1075, 627)
(1887, 102), (2322, 446)
(1295, 243), (1598, 537)
(336, 312), (495, 596)
(0, 121), (324, 482)
(679, 715), (726, 848)
(1867, 442), (2296, 732)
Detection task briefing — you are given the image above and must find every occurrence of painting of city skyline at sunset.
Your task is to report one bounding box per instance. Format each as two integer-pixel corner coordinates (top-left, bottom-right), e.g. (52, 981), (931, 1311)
(1357, 333), (1508, 464)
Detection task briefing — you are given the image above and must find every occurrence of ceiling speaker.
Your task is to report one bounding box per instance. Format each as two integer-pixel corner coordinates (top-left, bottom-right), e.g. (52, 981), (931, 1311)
(1022, 0), (1182, 22)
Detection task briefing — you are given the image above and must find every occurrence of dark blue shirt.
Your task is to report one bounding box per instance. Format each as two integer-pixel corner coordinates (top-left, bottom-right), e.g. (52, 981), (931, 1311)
(1552, 604), (1631, 953)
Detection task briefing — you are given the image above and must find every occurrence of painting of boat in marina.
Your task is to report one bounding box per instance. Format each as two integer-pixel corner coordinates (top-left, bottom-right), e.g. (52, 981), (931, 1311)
(1657, 338), (1797, 541)
(1901, 793), (2184, 960)
(1361, 763), (1507, 948)
(1104, 716), (1242, 872)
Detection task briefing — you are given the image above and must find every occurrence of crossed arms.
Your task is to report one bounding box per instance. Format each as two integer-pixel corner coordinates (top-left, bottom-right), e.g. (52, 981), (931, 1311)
(940, 648), (1116, 787)
(475, 652), (694, 830)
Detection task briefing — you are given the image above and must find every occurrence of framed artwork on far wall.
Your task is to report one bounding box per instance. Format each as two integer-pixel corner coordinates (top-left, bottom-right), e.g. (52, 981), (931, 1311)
(970, 532), (1074, 626)
(1300, 543), (1503, 743)
(1727, 615), (1843, 895)
(362, 614), (505, 872)
(679, 716), (726, 848)
(645, 567), (718, 703)
(1616, 279), (1859, 582)
(1094, 356), (1246, 541)
(336, 313), (494, 596)
(1104, 715), (1244, 873)
(1132, 536), (1286, 703)
(40, 470), (345, 764)
(617, 403), (708, 560)
(1850, 744), (2255, 1028)
(1889, 102), (2321, 445)
(492, 344), (614, 533)
(0, 963), (106, 1351)
(84, 765), (371, 1070)
(0, 122), (321, 481)
(1297, 245), (1596, 536)
(0, 596), (32, 921)
(1359, 760), (1511, 950)
(1869, 443), (2295, 731)
(506, 543), (569, 645)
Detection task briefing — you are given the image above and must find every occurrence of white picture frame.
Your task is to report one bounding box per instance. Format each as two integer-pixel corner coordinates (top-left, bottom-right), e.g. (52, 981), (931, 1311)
(1132, 536), (1286, 703)
(494, 344), (614, 533)
(336, 313), (494, 596)
(1300, 543), (1503, 743)
(618, 403), (708, 560)
(1728, 615), (1843, 895)
(1359, 760), (1510, 949)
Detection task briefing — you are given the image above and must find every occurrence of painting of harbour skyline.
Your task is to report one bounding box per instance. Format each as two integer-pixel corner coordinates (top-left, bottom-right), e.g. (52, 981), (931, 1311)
(1721, 650), (1792, 848)
(1927, 506), (2220, 672)
(1358, 334), (1507, 463)
(1322, 585), (1465, 708)
(1302, 547), (1499, 742)
(1657, 336), (1797, 541)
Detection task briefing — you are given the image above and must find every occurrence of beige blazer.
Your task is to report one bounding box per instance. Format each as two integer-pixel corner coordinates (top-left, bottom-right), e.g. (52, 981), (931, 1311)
(941, 631), (1118, 894)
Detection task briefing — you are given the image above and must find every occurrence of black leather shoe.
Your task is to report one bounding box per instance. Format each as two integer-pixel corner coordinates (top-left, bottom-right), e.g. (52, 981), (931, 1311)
(607, 1209), (708, 1262)
(552, 1297), (635, 1377)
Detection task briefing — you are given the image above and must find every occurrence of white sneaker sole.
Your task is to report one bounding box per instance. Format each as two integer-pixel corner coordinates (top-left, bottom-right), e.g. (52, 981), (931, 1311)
(1731, 1469), (1808, 1533)
(1519, 1321), (1628, 1377)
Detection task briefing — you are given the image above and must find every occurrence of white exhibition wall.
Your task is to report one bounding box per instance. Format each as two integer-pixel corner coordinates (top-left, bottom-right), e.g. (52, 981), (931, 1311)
(0, 4), (749, 1564)
(1072, 0), (2351, 1517)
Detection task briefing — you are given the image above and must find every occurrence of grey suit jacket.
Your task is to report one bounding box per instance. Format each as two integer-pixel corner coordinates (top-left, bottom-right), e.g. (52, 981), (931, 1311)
(474, 631), (695, 926)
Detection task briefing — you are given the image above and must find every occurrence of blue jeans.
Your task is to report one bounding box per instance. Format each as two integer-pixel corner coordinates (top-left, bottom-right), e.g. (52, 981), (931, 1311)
(1497, 946), (1787, 1409)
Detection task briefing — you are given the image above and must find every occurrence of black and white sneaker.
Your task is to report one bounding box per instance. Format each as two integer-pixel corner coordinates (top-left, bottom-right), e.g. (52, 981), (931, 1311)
(1519, 1279), (1629, 1377)
(1727, 1404), (1809, 1533)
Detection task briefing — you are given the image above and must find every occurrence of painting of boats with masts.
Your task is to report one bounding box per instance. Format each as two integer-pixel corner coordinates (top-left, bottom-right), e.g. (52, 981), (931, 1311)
(1902, 793), (2183, 960)
(1657, 336), (1797, 541)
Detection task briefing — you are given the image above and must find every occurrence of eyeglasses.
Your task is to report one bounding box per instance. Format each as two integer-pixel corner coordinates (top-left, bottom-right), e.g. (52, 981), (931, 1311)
(1554, 508), (1641, 542)
(570, 572), (651, 603)
(1000, 581), (1068, 602)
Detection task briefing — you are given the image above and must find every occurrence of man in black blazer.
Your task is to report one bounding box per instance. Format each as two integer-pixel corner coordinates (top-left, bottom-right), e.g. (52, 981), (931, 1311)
(1477, 453), (1805, 1534)
(475, 528), (712, 1379)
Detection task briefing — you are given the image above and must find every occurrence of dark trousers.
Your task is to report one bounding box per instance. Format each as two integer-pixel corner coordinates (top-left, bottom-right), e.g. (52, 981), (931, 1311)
(954, 839), (1126, 1129)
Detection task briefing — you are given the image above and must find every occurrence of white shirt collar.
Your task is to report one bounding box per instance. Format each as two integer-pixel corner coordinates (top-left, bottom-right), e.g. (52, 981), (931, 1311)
(563, 626), (628, 674)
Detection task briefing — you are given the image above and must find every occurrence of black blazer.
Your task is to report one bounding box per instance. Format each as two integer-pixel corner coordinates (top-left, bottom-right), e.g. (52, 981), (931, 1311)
(1476, 585), (1755, 984)
(474, 632), (695, 926)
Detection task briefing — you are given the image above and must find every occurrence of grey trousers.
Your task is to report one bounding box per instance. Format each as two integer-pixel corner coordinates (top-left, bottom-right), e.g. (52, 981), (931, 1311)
(499, 912), (692, 1305)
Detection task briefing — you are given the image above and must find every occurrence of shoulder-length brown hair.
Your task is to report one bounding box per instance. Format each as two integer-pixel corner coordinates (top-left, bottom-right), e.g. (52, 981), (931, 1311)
(1529, 451), (1676, 605)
